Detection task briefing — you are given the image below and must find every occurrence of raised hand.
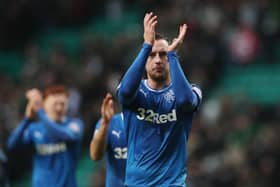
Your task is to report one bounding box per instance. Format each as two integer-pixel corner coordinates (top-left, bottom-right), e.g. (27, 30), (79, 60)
(26, 88), (42, 100)
(101, 93), (114, 124)
(25, 102), (37, 119)
(143, 12), (158, 45)
(25, 88), (43, 115)
(168, 24), (188, 52)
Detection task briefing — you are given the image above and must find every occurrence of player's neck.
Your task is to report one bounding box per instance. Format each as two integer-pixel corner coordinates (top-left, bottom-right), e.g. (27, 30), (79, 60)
(147, 78), (170, 90)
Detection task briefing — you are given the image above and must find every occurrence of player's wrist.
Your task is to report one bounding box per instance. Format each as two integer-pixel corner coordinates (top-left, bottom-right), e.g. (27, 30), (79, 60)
(100, 118), (110, 128)
(95, 123), (109, 139)
(25, 116), (34, 120)
(23, 117), (34, 122)
(143, 42), (153, 50)
(167, 51), (178, 58)
(25, 111), (36, 120)
(144, 39), (153, 45)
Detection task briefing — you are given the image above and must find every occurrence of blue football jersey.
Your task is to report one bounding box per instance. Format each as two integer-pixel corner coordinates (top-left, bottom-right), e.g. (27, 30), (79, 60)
(117, 43), (202, 186)
(94, 113), (126, 187)
(7, 110), (84, 187)
(121, 80), (201, 187)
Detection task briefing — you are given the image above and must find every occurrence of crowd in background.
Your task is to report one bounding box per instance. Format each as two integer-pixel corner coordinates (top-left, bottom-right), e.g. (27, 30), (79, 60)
(0, 0), (279, 186)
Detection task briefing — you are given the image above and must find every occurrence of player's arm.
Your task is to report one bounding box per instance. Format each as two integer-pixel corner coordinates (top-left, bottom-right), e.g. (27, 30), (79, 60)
(37, 110), (84, 142)
(90, 93), (114, 161)
(6, 119), (32, 150)
(168, 24), (202, 111)
(7, 93), (37, 150)
(117, 12), (157, 105)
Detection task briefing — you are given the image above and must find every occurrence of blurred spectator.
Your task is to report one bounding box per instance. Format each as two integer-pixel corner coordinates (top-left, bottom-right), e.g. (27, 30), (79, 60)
(228, 26), (260, 64)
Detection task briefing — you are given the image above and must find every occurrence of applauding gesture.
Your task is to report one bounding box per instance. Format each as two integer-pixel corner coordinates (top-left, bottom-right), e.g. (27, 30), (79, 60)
(143, 12), (158, 45)
(168, 24), (188, 52)
(101, 93), (114, 125)
(25, 88), (43, 119)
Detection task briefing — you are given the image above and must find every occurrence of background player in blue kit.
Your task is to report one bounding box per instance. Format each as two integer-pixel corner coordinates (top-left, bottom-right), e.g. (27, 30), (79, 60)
(7, 86), (84, 187)
(90, 93), (127, 187)
(117, 12), (202, 186)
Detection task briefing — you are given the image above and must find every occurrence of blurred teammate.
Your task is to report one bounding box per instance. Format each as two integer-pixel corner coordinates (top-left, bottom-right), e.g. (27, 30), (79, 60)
(0, 145), (9, 187)
(7, 86), (84, 187)
(90, 93), (126, 187)
(117, 12), (202, 186)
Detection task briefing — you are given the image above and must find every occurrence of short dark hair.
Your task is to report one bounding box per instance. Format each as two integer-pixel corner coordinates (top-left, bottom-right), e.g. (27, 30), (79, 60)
(155, 33), (168, 42)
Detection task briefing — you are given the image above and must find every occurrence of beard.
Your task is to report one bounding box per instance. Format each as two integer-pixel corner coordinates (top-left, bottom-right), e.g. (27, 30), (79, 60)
(147, 70), (168, 83)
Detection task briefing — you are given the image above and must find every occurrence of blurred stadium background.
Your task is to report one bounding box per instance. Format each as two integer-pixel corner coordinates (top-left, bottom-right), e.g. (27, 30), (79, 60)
(0, 0), (279, 186)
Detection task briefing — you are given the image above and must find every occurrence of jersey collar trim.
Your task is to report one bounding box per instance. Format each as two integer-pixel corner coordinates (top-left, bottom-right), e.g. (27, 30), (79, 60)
(143, 80), (172, 93)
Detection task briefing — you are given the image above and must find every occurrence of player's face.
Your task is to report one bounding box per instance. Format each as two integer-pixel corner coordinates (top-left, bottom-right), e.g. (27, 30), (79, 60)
(146, 39), (170, 82)
(44, 94), (68, 122)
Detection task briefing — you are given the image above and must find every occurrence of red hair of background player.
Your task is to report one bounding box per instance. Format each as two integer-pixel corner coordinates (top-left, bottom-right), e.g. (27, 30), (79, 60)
(43, 85), (69, 99)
